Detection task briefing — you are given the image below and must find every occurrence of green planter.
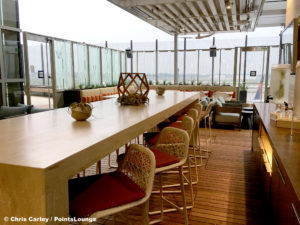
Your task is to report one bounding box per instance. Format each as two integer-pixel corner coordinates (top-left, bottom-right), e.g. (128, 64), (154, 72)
(239, 90), (247, 103)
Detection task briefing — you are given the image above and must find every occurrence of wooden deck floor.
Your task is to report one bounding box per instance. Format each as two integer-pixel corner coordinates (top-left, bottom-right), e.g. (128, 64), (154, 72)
(75, 128), (266, 225)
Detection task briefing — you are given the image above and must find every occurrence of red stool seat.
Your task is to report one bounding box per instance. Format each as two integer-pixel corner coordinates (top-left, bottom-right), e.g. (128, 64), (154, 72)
(69, 171), (145, 217)
(151, 148), (180, 168)
(149, 133), (160, 145)
(168, 121), (181, 128)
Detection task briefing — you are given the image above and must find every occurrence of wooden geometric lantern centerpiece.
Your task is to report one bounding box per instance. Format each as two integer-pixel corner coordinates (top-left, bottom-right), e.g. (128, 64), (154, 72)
(117, 73), (150, 105)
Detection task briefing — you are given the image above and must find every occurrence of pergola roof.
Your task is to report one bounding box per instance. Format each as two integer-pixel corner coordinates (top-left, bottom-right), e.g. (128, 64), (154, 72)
(108, 0), (286, 35)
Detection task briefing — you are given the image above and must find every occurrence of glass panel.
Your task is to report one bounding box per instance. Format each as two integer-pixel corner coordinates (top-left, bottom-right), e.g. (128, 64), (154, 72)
(177, 51), (184, 84)
(137, 51), (155, 83)
(53, 40), (73, 90)
(2, 30), (23, 79)
(126, 52), (137, 73)
(242, 50), (266, 102)
(101, 48), (112, 86)
(28, 41), (52, 87)
(0, 84), (2, 106)
(158, 51), (173, 84)
(112, 50), (120, 85)
(199, 50), (211, 85)
(185, 50), (198, 84)
(120, 52), (126, 73)
(218, 49), (235, 86)
(88, 46), (101, 87)
(6, 82), (24, 106)
(1, 0), (19, 28)
(73, 44), (88, 88)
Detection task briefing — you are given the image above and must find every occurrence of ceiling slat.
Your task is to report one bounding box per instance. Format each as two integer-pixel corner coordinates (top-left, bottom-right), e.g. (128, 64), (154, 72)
(165, 3), (196, 33)
(176, 3), (204, 32)
(229, 0), (238, 30)
(110, 0), (206, 8)
(185, 1), (210, 32)
(156, 4), (194, 33)
(219, 0), (231, 31)
(140, 5), (179, 33)
(207, 0), (224, 31)
(196, 1), (217, 31)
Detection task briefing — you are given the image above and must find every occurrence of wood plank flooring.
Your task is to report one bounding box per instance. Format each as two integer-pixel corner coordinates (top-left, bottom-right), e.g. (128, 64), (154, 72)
(72, 128), (266, 225)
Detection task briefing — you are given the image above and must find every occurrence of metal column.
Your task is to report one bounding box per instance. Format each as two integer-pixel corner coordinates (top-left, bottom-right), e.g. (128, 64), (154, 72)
(130, 40), (133, 73)
(243, 35), (248, 89)
(233, 47), (238, 87)
(183, 38), (186, 84)
(197, 50), (200, 84)
(264, 47), (270, 101)
(174, 33), (178, 85)
(155, 39), (158, 84)
(211, 37), (215, 86)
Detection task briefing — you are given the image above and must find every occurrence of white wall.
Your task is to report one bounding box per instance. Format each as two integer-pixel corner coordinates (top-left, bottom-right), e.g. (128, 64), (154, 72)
(286, 0), (300, 27)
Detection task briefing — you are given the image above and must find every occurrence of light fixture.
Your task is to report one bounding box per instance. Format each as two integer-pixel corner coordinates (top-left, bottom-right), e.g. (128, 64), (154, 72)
(195, 32), (215, 39)
(225, 0), (231, 9)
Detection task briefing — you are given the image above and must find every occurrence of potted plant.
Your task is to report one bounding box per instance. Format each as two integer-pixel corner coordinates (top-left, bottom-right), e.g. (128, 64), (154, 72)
(239, 84), (248, 103)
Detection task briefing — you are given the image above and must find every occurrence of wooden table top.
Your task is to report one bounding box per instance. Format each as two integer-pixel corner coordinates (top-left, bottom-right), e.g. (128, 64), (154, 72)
(255, 102), (300, 200)
(0, 90), (199, 170)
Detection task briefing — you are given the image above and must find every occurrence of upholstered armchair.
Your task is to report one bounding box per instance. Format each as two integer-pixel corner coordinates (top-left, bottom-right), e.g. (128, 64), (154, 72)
(212, 96), (242, 129)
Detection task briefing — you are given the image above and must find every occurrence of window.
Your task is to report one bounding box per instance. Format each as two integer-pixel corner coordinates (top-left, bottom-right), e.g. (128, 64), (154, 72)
(0, 84), (3, 106)
(73, 44), (88, 88)
(88, 46), (101, 87)
(112, 50), (120, 85)
(6, 82), (24, 106)
(2, 30), (23, 79)
(137, 51), (155, 83)
(53, 40), (73, 90)
(1, 0), (19, 28)
(101, 48), (112, 86)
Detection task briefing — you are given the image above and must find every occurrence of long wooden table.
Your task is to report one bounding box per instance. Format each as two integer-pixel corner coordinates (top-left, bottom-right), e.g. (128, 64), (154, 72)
(0, 90), (199, 225)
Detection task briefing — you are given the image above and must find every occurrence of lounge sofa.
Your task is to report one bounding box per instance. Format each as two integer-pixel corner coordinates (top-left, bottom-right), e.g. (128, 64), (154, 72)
(0, 104), (50, 120)
(80, 87), (118, 103)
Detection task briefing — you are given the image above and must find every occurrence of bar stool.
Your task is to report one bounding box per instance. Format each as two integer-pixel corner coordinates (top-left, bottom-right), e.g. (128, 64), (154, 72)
(69, 144), (155, 225)
(200, 101), (214, 159)
(149, 126), (192, 225)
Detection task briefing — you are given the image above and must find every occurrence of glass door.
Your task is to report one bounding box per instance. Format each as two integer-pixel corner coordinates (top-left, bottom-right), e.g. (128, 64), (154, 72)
(238, 47), (270, 102)
(24, 33), (54, 109)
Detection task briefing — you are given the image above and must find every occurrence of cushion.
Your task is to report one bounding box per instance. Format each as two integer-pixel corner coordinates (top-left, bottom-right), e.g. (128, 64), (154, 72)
(0, 106), (27, 119)
(149, 133), (160, 146)
(151, 148), (180, 168)
(200, 98), (208, 109)
(204, 96), (210, 103)
(17, 103), (33, 114)
(69, 171), (145, 218)
(215, 113), (240, 123)
(217, 96), (225, 104)
(215, 99), (222, 107)
(176, 114), (186, 121)
(168, 121), (181, 128)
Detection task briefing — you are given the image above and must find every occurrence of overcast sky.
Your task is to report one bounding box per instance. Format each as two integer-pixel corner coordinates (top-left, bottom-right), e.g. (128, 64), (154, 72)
(18, 0), (283, 45)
